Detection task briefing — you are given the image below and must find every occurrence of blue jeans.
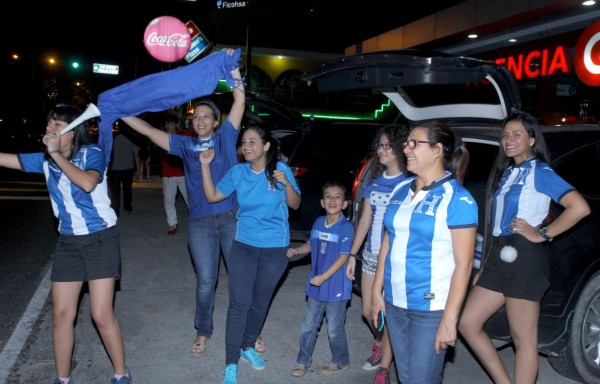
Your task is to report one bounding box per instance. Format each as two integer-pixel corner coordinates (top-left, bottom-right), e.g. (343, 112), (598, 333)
(385, 303), (446, 384)
(225, 240), (289, 365)
(297, 297), (349, 367)
(188, 209), (237, 338)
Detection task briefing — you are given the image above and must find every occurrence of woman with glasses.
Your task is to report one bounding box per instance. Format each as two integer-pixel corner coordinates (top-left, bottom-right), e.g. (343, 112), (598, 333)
(121, 48), (244, 359)
(345, 124), (407, 384)
(459, 111), (590, 383)
(371, 120), (478, 383)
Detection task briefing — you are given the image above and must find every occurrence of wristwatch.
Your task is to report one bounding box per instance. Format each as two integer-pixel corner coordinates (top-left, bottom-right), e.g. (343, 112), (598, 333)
(539, 227), (553, 242)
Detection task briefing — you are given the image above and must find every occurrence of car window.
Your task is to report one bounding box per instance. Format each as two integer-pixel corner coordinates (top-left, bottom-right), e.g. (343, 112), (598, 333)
(551, 142), (600, 199)
(462, 140), (499, 236)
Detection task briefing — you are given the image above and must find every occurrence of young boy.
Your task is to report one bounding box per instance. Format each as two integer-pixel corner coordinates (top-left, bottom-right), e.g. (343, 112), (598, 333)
(287, 181), (355, 378)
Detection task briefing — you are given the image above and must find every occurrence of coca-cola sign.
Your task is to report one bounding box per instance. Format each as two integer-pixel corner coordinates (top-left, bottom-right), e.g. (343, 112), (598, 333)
(144, 16), (191, 63)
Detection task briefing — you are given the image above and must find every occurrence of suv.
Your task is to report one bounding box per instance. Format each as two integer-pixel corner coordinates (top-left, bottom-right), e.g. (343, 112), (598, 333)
(302, 50), (600, 383)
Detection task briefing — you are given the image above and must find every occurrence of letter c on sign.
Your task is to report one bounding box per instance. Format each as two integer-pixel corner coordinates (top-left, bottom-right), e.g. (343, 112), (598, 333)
(144, 16), (191, 63)
(575, 21), (600, 86)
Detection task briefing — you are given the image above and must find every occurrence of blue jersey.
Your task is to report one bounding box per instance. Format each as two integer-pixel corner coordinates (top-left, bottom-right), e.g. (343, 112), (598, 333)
(492, 157), (574, 236)
(307, 215), (354, 302)
(363, 172), (406, 254)
(217, 161), (300, 247)
(383, 172), (478, 311)
(169, 118), (239, 218)
(18, 145), (117, 235)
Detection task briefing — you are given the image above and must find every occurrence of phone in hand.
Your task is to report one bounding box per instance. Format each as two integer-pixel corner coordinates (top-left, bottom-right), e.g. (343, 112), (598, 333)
(375, 309), (385, 333)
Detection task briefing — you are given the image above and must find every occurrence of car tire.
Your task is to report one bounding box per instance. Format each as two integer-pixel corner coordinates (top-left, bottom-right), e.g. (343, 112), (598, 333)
(547, 272), (600, 383)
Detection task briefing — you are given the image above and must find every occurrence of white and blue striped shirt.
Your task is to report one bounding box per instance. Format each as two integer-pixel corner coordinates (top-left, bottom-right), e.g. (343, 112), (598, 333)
(492, 157), (574, 236)
(19, 145), (117, 236)
(383, 172), (478, 311)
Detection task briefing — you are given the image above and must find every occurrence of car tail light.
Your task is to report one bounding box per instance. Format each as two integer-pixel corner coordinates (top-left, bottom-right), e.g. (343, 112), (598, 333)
(292, 166), (309, 177)
(352, 155), (372, 201)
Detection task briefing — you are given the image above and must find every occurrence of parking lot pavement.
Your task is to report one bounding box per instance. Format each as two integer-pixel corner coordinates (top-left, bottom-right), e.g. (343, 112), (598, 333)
(6, 186), (578, 384)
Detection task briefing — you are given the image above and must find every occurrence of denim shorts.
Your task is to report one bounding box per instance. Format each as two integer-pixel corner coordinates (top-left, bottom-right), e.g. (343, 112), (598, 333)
(476, 234), (549, 301)
(51, 226), (121, 282)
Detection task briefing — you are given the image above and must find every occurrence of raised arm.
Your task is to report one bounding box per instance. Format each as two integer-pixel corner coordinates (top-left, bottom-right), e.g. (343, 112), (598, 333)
(199, 148), (227, 203)
(121, 116), (170, 151)
(224, 49), (245, 129)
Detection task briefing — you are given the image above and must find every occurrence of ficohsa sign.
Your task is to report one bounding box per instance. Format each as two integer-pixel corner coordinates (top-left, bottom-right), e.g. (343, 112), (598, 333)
(144, 16), (191, 63)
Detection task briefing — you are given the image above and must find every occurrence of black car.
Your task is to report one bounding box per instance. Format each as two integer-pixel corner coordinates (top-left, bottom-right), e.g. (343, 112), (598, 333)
(286, 120), (383, 242)
(302, 50), (600, 383)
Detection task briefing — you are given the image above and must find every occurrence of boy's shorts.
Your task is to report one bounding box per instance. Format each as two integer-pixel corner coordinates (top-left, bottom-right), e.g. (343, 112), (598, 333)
(51, 226), (121, 282)
(476, 234), (549, 302)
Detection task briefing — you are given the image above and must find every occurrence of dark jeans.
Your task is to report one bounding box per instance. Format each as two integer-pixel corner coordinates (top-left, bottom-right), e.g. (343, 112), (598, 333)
(107, 168), (135, 216)
(225, 240), (288, 365)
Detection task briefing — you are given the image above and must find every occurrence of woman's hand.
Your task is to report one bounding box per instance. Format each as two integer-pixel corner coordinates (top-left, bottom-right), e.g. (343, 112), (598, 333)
(42, 132), (61, 152)
(509, 217), (543, 242)
(273, 169), (289, 187)
(199, 148), (215, 165)
(371, 291), (385, 328)
(435, 313), (458, 354)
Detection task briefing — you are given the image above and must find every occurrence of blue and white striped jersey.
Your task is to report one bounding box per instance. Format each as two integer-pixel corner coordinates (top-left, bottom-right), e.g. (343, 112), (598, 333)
(383, 172), (478, 311)
(19, 144), (117, 235)
(363, 172), (406, 255)
(492, 157), (574, 236)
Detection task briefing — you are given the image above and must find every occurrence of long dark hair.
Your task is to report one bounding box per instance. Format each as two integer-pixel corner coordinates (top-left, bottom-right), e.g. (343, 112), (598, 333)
(413, 120), (470, 185)
(493, 110), (550, 190)
(244, 124), (282, 189)
(369, 123), (408, 182)
(45, 104), (92, 161)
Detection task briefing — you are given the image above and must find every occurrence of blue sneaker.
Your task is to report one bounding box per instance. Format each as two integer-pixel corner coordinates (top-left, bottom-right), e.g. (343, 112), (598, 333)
(110, 370), (132, 384)
(240, 347), (265, 370)
(53, 379), (72, 384)
(222, 364), (238, 384)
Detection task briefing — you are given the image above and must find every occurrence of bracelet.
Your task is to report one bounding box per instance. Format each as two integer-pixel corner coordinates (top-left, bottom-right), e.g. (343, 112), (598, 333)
(48, 149), (60, 155)
(348, 254), (358, 258)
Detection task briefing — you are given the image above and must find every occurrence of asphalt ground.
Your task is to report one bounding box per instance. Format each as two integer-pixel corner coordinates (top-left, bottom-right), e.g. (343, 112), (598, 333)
(2, 181), (577, 384)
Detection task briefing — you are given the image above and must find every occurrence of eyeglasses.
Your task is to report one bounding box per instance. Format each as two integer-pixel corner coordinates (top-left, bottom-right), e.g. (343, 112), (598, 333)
(374, 143), (392, 151)
(402, 139), (434, 150)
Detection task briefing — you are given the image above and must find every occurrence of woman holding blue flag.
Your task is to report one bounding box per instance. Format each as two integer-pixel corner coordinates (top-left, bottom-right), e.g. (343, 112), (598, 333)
(121, 48), (245, 358)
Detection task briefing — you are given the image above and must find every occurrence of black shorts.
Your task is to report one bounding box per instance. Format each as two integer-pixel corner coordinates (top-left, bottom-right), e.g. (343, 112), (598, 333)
(51, 226), (121, 282)
(476, 234), (549, 302)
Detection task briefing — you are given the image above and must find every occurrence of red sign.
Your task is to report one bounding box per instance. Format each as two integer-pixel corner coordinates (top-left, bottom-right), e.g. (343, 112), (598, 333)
(144, 16), (191, 63)
(574, 21), (600, 86)
(185, 20), (200, 39)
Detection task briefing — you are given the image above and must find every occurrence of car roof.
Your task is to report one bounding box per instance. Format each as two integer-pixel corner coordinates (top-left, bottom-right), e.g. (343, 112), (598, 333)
(301, 49), (522, 124)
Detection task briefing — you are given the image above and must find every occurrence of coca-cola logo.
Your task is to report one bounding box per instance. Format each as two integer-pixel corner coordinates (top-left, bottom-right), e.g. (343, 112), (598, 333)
(144, 16), (191, 63)
(146, 32), (190, 48)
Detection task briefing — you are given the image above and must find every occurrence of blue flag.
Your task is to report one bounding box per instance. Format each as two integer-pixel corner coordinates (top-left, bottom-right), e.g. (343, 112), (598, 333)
(96, 48), (242, 163)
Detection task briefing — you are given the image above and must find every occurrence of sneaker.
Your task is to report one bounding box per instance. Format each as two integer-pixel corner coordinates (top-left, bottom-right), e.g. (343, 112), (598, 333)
(374, 367), (390, 384)
(222, 364), (238, 384)
(362, 340), (382, 370)
(240, 347), (265, 370)
(110, 370), (132, 384)
(53, 379), (72, 384)
(320, 363), (349, 376)
(290, 364), (309, 377)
